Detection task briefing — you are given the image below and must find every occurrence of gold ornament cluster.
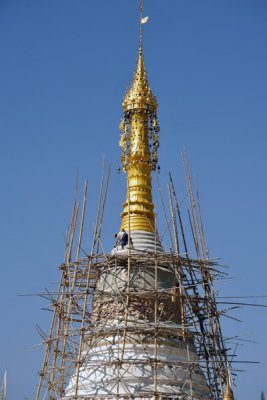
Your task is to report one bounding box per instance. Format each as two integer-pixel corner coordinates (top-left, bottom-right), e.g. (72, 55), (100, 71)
(119, 110), (159, 171)
(119, 50), (160, 172)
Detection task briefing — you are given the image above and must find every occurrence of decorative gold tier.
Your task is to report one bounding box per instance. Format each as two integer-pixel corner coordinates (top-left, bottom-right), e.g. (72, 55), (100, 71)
(120, 112), (155, 232)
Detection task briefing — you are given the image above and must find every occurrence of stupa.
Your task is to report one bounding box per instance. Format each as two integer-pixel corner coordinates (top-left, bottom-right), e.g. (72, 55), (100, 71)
(35, 2), (234, 399)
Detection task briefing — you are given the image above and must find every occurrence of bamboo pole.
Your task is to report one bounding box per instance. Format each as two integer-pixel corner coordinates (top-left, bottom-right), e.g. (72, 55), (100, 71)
(72, 181), (88, 397)
(120, 176), (131, 363)
(156, 172), (174, 250)
(167, 183), (186, 340)
(72, 163), (109, 397)
(36, 180), (79, 400)
(58, 203), (80, 397)
(153, 208), (158, 397)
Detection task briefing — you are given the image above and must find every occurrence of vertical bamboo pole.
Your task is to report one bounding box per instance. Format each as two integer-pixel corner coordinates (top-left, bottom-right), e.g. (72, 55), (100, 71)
(167, 184), (186, 340)
(120, 176), (131, 363)
(36, 181), (79, 400)
(182, 152), (227, 397)
(169, 173), (188, 255)
(72, 181), (88, 397)
(187, 343), (194, 400)
(72, 160), (108, 397)
(156, 172), (175, 250)
(182, 151), (205, 259)
(58, 203), (79, 397)
(170, 171), (213, 390)
(153, 209), (158, 397)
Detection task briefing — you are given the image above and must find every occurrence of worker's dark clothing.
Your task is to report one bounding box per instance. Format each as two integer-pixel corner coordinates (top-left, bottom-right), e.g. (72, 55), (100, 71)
(121, 231), (128, 248)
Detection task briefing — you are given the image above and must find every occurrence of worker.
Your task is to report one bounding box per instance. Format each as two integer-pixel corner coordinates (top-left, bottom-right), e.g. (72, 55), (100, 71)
(114, 229), (133, 249)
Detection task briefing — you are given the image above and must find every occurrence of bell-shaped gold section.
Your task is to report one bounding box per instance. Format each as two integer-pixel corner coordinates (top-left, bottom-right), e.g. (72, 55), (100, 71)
(120, 47), (159, 232)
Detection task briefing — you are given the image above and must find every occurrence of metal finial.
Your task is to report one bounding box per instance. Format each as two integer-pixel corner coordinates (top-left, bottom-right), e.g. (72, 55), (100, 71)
(139, 0), (143, 52)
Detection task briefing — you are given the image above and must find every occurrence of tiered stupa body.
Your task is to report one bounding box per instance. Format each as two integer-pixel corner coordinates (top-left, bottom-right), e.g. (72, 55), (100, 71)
(64, 25), (212, 400)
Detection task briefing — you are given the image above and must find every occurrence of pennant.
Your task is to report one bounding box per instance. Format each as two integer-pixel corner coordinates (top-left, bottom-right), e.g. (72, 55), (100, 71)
(141, 16), (149, 24)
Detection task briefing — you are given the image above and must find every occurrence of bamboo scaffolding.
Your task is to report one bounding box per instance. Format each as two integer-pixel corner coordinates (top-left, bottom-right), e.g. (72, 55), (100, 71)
(34, 163), (261, 400)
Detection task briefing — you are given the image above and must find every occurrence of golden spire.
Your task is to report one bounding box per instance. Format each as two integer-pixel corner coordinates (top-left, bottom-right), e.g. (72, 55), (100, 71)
(122, 49), (157, 112)
(123, 1), (157, 113)
(223, 371), (234, 400)
(223, 382), (234, 400)
(119, 0), (160, 232)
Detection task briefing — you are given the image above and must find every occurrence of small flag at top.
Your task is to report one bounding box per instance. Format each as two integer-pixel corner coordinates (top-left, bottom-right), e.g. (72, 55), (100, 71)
(141, 16), (149, 24)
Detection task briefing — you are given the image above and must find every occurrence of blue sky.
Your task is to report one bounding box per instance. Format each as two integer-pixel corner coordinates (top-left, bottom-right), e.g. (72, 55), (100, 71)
(0, 0), (266, 398)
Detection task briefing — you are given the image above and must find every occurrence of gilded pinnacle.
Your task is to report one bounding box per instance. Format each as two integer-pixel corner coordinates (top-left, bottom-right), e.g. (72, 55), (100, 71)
(223, 381), (234, 400)
(122, 48), (158, 112)
(119, 1), (159, 232)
